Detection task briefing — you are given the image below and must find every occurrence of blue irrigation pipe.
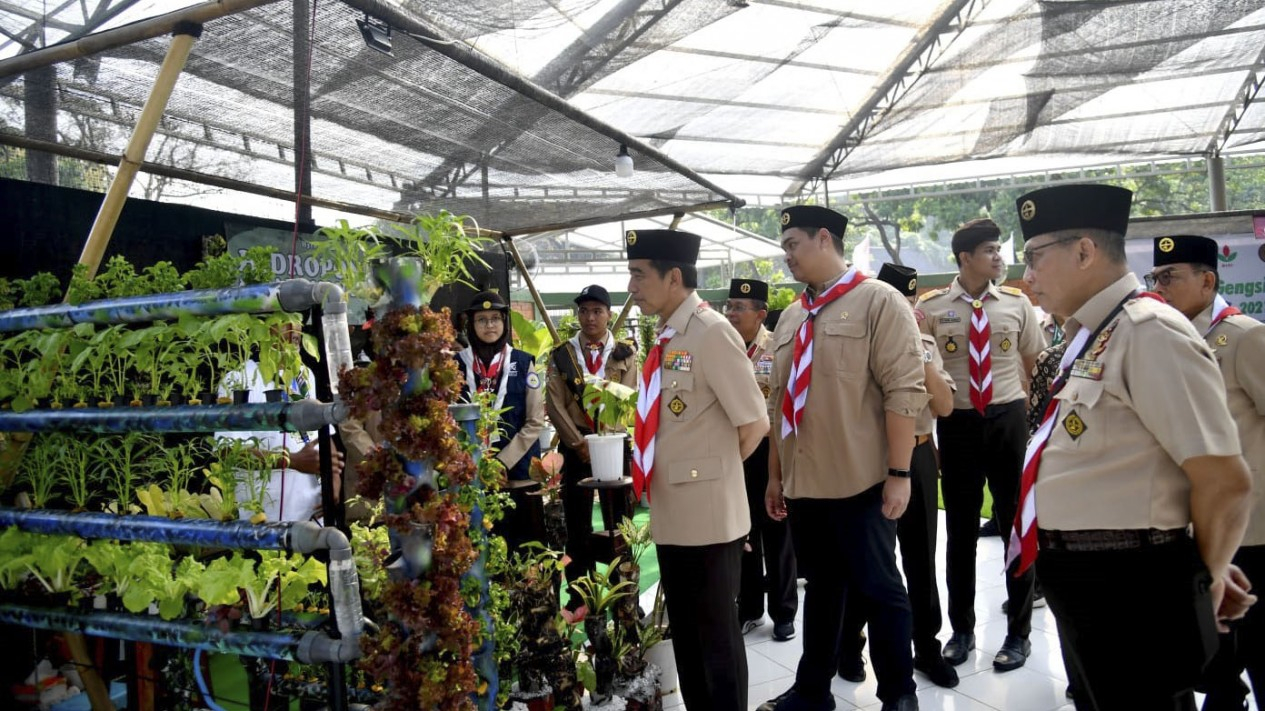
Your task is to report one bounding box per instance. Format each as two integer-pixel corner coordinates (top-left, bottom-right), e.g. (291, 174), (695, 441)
(0, 604), (301, 660)
(0, 400), (347, 434)
(0, 508), (292, 549)
(0, 279), (341, 332)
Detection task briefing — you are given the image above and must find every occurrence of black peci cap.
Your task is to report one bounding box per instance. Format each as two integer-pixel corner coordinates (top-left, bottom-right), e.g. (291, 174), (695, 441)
(625, 229), (701, 264)
(877, 263), (918, 296)
(1153, 235), (1218, 270)
(1015, 184), (1133, 240)
(728, 278), (769, 302)
(780, 205), (847, 239)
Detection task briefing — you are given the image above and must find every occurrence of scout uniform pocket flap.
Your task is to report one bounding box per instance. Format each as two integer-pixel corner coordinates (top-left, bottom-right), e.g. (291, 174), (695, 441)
(667, 456), (721, 485)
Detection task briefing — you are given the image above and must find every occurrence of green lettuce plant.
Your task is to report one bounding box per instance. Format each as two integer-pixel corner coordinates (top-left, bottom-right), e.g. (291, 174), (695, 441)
(25, 534), (87, 595)
(200, 551), (326, 620)
(0, 527), (34, 590)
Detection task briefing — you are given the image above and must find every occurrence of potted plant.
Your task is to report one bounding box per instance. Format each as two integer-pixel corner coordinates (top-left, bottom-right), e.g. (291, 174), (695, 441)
(527, 452), (567, 549)
(17, 435), (61, 509)
(572, 560), (637, 705)
(52, 434), (96, 512)
(582, 379), (637, 481)
(24, 534), (87, 606)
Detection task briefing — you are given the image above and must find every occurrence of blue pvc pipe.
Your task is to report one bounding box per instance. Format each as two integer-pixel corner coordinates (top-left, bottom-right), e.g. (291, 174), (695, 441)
(0, 604), (299, 660)
(0, 402), (321, 433)
(0, 283), (290, 333)
(0, 508), (292, 550)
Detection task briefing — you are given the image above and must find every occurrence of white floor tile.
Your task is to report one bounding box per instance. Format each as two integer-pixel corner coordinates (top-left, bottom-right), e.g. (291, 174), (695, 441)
(644, 511), (1262, 711)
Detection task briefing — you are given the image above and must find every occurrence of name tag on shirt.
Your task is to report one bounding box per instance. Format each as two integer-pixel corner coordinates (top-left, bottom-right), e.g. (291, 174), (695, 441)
(754, 355), (774, 375)
(1070, 358), (1103, 380)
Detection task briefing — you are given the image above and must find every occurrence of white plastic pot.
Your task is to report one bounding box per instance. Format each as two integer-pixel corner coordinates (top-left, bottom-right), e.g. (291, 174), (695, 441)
(584, 432), (626, 481)
(644, 639), (678, 696)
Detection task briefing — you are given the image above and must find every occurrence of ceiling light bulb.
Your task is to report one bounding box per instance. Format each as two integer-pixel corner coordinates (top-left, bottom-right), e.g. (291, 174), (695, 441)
(615, 144), (634, 178)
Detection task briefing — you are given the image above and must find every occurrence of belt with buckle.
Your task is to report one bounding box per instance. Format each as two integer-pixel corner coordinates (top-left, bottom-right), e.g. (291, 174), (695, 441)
(1037, 527), (1187, 552)
(915, 434), (930, 446)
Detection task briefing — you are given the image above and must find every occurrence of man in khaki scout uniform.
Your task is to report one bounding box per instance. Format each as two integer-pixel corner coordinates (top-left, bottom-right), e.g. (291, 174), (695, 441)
(761, 206), (923, 711)
(1147, 235), (1265, 710)
(725, 277), (798, 643)
(915, 218), (1043, 672)
(625, 229), (769, 711)
(1012, 183), (1254, 711)
(545, 284), (638, 609)
(837, 263), (959, 690)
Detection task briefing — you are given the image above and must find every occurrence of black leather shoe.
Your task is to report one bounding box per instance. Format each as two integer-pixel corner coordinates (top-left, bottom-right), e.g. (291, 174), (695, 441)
(879, 694), (919, 711)
(759, 688), (836, 711)
(979, 519), (1000, 537)
(836, 655), (866, 683)
(993, 634), (1031, 672)
(913, 654), (959, 688)
(942, 632), (975, 666)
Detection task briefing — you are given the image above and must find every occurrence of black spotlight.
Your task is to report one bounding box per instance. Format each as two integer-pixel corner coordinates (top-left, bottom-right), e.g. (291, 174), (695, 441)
(357, 14), (393, 56)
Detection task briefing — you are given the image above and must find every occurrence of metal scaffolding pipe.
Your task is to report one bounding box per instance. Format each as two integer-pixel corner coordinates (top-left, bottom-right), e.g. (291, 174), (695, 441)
(0, 0), (283, 80)
(0, 133), (418, 225)
(1208, 152), (1227, 211)
(0, 399), (346, 434)
(0, 604), (301, 660)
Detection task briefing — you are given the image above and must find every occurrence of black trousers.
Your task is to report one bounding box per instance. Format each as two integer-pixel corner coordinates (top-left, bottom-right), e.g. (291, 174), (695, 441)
(839, 439), (945, 659)
(1038, 536), (1216, 711)
(787, 485), (915, 704)
(938, 401), (1034, 639)
(559, 443), (595, 607)
(657, 538), (747, 711)
(739, 437), (798, 626)
(1201, 544), (1265, 710)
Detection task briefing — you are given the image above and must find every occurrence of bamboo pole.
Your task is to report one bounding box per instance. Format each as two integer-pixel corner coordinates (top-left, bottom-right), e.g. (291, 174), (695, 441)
(502, 235), (562, 346)
(72, 26), (200, 285)
(63, 629), (114, 711)
(0, 0), (281, 80)
(611, 212), (684, 334)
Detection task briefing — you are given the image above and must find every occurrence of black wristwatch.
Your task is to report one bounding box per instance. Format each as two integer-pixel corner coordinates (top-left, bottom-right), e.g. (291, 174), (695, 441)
(887, 467), (911, 478)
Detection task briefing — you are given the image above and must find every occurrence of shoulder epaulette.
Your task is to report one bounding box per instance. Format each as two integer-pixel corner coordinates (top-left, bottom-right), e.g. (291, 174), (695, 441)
(999, 285), (1024, 296)
(917, 287), (949, 303)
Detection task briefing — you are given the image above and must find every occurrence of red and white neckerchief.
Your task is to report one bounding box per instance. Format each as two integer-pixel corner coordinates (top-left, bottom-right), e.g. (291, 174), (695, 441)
(780, 268), (867, 438)
(1204, 294), (1242, 337)
(746, 342), (759, 359)
(631, 326), (676, 499)
(963, 292), (993, 415)
(461, 344), (513, 411)
(1008, 291), (1164, 575)
(571, 332), (614, 378)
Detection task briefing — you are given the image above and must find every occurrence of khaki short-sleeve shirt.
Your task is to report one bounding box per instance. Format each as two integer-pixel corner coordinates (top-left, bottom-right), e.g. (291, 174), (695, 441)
(1194, 305), (1265, 546)
(917, 278), (1043, 409)
(769, 279), (926, 499)
(915, 333), (954, 437)
(1035, 274), (1241, 531)
(649, 292), (767, 546)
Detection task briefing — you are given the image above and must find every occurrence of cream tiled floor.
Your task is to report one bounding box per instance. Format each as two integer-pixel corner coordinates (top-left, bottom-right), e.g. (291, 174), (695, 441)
(650, 512), (1259, 711)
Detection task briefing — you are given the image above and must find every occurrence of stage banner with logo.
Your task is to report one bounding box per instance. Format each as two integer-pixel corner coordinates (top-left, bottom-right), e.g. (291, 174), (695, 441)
(1126, 225), (1265, 322)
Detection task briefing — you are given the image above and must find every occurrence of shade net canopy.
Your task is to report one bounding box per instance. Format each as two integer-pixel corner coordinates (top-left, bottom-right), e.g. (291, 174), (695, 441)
(2, 0), (1264, 224)
(0, 0), (739, 234)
